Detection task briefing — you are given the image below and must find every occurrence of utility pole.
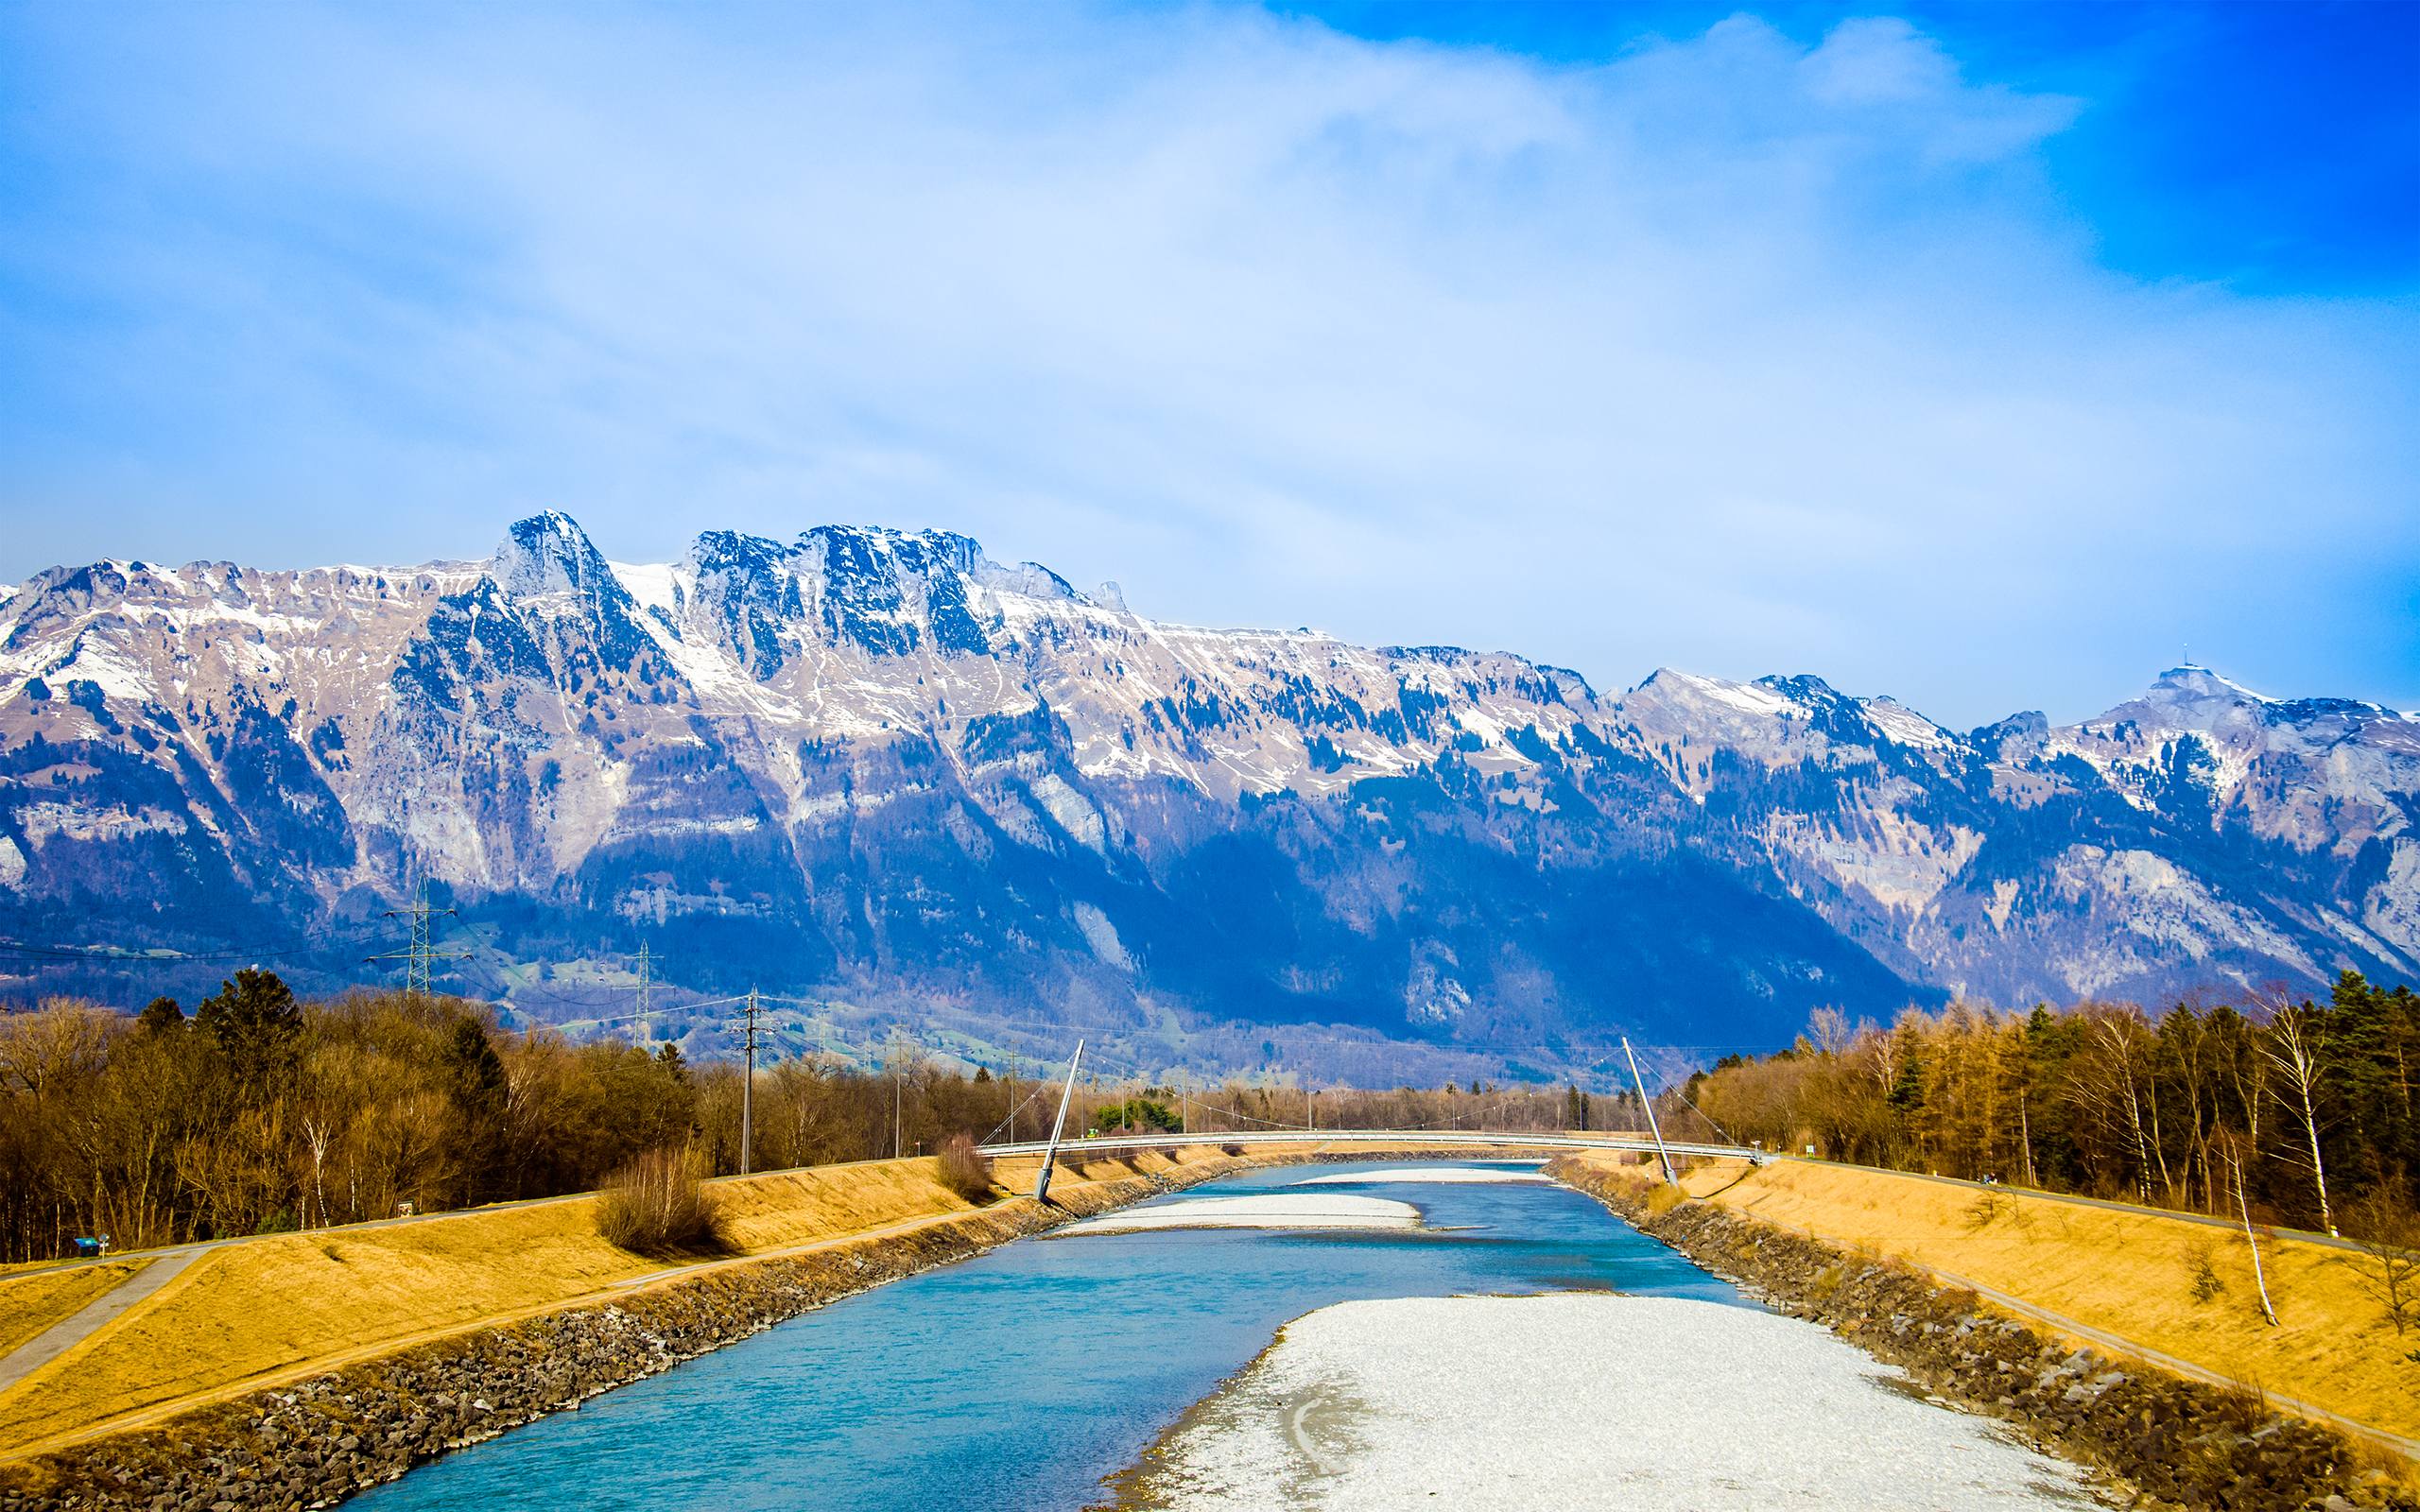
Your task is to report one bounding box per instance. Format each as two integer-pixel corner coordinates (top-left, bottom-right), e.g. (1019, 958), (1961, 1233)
(1007, 1053), (1018, 1144)
(733, 989), (767, 1177)
(1623, 1037), (1677, 1186)
(367, 878), (468, 999)
(1035, 1039), (1086, 1204)
(2017, 1090), (2037, 1188)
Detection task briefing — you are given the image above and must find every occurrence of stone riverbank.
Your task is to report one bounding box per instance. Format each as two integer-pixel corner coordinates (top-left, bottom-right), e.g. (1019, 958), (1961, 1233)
(1547, 1157), (2414, 1512)
(0, 1148), (1516, 1511)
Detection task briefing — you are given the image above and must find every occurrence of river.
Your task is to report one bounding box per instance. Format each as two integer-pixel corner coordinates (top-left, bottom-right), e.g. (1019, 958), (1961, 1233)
(350, 1160), (1741, 1510)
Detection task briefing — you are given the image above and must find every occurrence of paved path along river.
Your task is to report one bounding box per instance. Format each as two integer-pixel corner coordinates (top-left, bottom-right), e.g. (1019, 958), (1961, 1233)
(0, 1250), (200, 1396)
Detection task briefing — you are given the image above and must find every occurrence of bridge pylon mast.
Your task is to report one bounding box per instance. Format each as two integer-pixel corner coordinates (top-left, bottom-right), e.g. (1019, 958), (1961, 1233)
(1622, 1037), (1678, 1186)
(1034, 1039), (1085, 1205)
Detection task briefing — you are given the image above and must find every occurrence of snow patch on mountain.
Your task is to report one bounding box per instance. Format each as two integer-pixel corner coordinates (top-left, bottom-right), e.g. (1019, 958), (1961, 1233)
(2366, 840), (2420, 965)
(1858, 696), (1955, 750)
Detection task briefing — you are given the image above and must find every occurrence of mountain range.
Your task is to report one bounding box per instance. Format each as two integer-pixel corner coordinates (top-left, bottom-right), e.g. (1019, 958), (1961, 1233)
(1, 513), (2411, 1081)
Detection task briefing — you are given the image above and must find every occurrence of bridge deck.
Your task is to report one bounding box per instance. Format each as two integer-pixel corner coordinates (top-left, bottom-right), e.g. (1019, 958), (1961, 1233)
(977, 1128), (1763, 1161)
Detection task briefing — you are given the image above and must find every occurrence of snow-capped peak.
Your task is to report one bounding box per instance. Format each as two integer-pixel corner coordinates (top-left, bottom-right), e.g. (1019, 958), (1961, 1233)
(1626, 667), (1801, 718)
(2147, 663), (2273, 706)
(1858, 695), (1956, 749)
(489, 510), (619, 601)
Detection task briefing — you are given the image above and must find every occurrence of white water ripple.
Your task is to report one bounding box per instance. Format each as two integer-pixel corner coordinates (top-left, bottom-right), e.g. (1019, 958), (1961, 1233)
(1290, 1166), (1551, 1186)
(1052, 1194), (1422, 1236)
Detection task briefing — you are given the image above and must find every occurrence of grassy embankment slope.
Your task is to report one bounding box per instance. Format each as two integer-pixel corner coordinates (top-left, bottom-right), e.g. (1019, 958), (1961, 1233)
(1584, 1153), (2413, 1446)
(0, 1143), (1281, 1458)
(0, 1262), (153, 1359)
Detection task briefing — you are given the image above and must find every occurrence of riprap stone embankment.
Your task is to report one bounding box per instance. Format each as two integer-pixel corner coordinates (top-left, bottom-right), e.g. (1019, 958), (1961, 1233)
(1547, 1157), (2413, 1512)
(0, 1160), (1215, 1511)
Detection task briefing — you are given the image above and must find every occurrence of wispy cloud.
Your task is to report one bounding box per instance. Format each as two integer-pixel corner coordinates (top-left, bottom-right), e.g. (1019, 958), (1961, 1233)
(0, 2), (2411, 724)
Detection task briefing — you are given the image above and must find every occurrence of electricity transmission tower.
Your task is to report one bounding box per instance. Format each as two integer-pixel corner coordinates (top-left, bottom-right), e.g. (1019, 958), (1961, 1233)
(366, 880), (468, 998)
(633, 942), (652, 1040)
(732, 989), (768, 1176)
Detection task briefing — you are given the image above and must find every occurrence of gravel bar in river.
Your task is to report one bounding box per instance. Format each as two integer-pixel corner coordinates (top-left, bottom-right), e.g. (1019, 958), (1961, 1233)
(1117, 1292), (2108, 1511)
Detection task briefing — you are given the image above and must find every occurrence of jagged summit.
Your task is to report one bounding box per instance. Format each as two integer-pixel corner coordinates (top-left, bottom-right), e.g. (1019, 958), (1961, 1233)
(1, 516), (2414, 1059)
(491, 510), (625, 601)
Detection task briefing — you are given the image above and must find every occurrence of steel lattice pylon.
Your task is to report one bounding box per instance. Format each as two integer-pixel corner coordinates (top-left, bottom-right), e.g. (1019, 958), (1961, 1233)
(366, 879), (467, 998)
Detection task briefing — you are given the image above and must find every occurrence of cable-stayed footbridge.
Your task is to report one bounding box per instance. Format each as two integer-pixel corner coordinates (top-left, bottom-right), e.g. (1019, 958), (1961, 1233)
(980, 1037), (1765, 1203)
(977, 1128), (1764, 1163)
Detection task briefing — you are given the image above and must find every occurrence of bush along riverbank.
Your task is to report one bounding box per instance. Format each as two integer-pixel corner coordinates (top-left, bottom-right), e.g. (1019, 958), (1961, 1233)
(0, 1146), (1510, 1511)
(1547, 1157), (2414, 1512)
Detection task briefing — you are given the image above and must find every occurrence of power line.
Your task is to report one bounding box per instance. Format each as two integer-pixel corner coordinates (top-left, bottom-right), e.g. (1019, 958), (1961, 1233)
(0, 919), (390, 965)
(456, 978), (1799, 1070)
(567, 991), (752, 1032)
(731, 994), (1800, 1066)
(979, 1080), (1051, 1146)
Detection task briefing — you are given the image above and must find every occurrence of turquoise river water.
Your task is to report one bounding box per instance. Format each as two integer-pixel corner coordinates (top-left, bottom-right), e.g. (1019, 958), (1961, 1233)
(351, 1160), (1741, 1511)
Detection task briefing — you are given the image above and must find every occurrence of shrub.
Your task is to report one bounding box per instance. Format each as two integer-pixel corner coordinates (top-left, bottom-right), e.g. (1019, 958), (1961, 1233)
(596, 1145), (729, 1258)
(1219, 1143), (1245, 1157)
(1090, 1097), (1181, 1135)
(1962, 1191), (2008, 1231)
(936, 1133), (994, 1203)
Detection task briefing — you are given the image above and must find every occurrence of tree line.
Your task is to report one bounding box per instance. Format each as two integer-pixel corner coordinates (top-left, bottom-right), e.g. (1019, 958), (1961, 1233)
(20, 964), (2406, 1264)
(1685, 971), (2417, 1239)
(0, 970), (1607, 1262)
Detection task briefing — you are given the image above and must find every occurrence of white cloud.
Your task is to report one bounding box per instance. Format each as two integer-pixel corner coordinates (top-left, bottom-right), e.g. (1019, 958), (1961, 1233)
(0, 2), (2411, 726)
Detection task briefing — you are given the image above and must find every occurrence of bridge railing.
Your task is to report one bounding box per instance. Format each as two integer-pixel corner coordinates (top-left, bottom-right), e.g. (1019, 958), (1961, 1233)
(976, 1127), (1765, 1163)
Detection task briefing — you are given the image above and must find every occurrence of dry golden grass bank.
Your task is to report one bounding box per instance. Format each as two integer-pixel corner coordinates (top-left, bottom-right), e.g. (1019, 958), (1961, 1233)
(0, 1144), (1245, 1457)
(1648, 1157), (2415, 1444)
(0, 1261), (152, 1360)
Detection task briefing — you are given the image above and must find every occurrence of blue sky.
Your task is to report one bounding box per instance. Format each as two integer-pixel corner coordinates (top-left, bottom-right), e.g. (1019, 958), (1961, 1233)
(0, 1), (2412, 727)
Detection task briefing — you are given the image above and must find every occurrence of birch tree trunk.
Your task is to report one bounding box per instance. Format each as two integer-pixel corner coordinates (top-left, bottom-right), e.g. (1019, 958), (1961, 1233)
(2261, 1004), (2334, 1234)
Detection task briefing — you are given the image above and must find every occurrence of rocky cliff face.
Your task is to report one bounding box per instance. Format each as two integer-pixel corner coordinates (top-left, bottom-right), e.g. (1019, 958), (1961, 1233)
(1, 514), (2411, 1072)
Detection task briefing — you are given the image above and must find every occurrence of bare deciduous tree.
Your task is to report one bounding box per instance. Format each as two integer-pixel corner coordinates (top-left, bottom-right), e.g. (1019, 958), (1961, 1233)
(2258, 992), (2336, 1234)
(2342, 1191), (2420, 1337)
